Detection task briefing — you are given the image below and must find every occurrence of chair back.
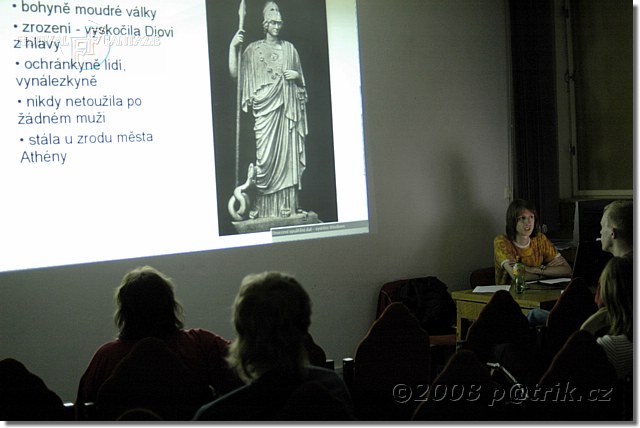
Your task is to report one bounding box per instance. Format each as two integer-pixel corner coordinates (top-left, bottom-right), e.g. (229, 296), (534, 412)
(376, 277), (456, 335)
(469, 267), (496, 287)
(544, 277), (598, 357)
(413, 350), (510, 420)
(464, 290), (530, 363)
(530, 330), (618, 421)
(352, 302), (430, 420)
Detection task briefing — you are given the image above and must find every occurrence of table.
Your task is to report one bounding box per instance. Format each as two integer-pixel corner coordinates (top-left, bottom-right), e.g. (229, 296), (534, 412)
(451, 286), (562, 341)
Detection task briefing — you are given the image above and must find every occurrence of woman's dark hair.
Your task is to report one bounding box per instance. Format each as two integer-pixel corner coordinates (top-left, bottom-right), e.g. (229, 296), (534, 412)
(226, 271), (311, 381)
(505, 199), (539, 241)
(599, 257), (633, 339)
(114, 266), (184, 340)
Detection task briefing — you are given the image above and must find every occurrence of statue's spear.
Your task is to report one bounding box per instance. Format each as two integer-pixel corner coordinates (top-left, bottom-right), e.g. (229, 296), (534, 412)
(235, 0), (246, 187)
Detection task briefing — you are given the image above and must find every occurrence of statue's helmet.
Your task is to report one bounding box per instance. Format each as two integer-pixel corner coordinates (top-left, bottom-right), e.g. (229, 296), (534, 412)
(263, 1), (283, 25)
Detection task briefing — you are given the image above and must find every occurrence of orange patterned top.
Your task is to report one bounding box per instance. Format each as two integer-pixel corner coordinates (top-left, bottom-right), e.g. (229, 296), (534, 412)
(493, 233), (559, 285)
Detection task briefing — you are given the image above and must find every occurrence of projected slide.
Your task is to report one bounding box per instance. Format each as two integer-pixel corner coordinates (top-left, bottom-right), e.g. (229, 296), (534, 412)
(0, 0), (368, 273)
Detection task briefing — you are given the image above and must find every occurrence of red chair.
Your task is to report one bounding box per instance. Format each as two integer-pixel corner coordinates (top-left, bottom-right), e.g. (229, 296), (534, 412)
(376, 277), (457, 380)
(412, 350), (509, 421)
(542, 277), (598, 358)
(469, 266), (496, 287)
(529, 330), (618, 421)
(464, 290), (530, 363)
(376, 277), (456, 335)
(351, 303), (431, 420)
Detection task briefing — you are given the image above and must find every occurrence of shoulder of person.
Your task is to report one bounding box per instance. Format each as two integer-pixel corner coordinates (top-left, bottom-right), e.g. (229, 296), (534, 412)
(303, 366), (353, 408)
(581, 308), (610, 335)
(181, 328), (231, 346)
(193, 384), (251, 421)
(534, 233), (551, 242)
(244, 40), (261, 51)
(305, 366), (347, 387)
(584, 307), (609, 322)
(83, 339), (136, 374)
(306, 365), (340, 378)
(598, 334), (632, 346)
(93, 338), (132, 355)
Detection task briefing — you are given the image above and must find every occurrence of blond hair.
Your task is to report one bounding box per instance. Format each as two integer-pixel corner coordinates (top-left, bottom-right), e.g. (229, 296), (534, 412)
(599, 257), (633, 338)
(226, 271), (311, 381)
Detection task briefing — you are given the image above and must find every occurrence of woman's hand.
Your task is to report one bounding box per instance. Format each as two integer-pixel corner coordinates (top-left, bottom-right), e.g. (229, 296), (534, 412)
(230, 29), (245, 49)
(283, 70), (300, 81)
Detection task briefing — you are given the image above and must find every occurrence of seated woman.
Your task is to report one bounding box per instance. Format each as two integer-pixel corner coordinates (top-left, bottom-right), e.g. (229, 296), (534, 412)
(194, 271), (355, 421)
(588, 257), (632, 379)
(75, 266), (241, 419)
(494, 199), (572, 285)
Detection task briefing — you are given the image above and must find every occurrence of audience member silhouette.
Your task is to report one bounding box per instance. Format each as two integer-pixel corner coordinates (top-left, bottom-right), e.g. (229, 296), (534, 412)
(582, 200), (633, 336)
(0, 358), (67, 421)
(194, 271), (355, 421)
(591, 256), (633, 380)
(528, 199), (632, 329)
(495, 257), (632, 421)
(597, 200), (633, 260)
(75, 265), (241, 420)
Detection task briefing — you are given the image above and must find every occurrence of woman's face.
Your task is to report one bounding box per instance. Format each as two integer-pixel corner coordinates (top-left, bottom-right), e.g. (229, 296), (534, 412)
(266, 20), (282, 37)
(515, 209), (535, 238)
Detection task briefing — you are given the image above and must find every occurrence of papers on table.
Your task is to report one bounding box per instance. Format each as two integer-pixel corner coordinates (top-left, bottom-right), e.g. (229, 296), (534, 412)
(472, 285), (511, 293)
(526, 277), (571, 290)
(531, 277), (572, 285)
(472, 278), (572, 293)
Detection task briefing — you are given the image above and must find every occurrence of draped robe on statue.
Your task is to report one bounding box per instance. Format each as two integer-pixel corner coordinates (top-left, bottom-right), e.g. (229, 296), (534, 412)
(240, 39), (308, 218)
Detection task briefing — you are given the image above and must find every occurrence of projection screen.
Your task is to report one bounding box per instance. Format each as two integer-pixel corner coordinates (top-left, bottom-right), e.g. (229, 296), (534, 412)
(0, 0), (369, 273)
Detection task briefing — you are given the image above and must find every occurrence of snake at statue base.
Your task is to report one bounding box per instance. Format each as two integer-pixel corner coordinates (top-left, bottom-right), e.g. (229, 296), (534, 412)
(228, 163), (255, 221)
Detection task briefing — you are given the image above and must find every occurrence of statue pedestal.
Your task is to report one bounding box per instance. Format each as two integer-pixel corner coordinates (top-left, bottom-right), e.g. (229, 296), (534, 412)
(232, 211), (320, 234)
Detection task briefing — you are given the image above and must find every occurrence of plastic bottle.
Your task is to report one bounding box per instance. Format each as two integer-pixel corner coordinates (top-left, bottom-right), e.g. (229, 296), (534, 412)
(513, 256), (527, 294)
